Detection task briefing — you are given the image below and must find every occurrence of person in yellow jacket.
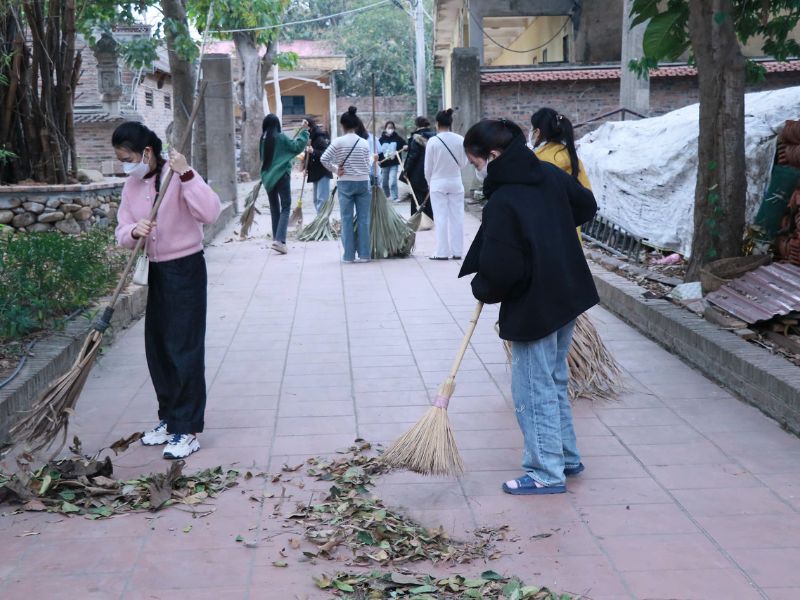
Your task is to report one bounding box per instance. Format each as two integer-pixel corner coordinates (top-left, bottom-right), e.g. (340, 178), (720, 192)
(530, 108), (590, 235)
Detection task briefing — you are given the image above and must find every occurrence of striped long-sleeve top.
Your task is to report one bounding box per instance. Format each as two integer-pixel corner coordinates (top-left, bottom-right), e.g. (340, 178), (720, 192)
(320, 133), (371, 182)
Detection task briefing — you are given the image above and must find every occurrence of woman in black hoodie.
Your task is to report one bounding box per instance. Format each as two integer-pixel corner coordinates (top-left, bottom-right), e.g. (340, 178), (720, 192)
(459, 118), (599, 496)
(401, 116), (435, 219)
(305, 118), (333, 213)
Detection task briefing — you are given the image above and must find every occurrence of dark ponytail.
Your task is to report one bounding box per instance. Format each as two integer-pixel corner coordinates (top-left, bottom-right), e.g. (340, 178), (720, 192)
(463, 118), (524, 160)
(261, 113), (282, 172)
(531, 107), (580, 180)
(340, 106), (363, 132)
(111, 121), (166, 172)
(435, 108), (454, 128)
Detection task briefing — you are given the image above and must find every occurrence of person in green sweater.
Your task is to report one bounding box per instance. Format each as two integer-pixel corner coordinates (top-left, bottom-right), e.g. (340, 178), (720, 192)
(259, 114), (310, 254)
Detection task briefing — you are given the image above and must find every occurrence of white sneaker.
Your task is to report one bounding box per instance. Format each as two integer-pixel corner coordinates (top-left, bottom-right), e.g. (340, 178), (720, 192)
(141, 421), (171, 446)
(271, 241), (288, 254)
(163, 434), (200, 459)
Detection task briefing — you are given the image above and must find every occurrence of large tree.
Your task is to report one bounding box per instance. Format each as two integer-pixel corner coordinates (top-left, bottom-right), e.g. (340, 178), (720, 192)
(190, 0), (292, 178)
(629, 0), (800, 279)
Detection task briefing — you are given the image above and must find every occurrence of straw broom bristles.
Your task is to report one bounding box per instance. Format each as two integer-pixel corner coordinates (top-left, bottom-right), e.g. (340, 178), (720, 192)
(288, 170), (307, 229)
(381, 303), (484, 476)
(239, 181), (263, 239)
(365, 185), (415, 258)
(500, 312), (624, 401)
(297, 186), (339, 241)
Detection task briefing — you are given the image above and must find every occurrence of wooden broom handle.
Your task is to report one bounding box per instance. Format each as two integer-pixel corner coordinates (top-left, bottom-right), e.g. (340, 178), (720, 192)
(447, 302), (484, 379)
(396, 153), (422, 211)
(98, 82), (208, 329)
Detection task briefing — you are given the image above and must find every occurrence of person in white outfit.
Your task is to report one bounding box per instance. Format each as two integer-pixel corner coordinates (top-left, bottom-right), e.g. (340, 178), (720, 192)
(424, 109), (468, 260)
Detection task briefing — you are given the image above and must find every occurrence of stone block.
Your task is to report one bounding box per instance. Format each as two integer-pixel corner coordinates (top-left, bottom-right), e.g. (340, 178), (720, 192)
(22, 201), (45, 214)
(55, 217), (81, 234)
(28, 223), (53, 232)
(77, 169), (105, 183)
(11, 213), (35, 228)
(62, 203), (81, 213)
(46, 197), (62, 208)
(0, 197), (21, 209)
(38, 211), (65, 223)
(82, 195), (100, 209)
(75, 206), (93, 221)
(0, 210), (12, 224)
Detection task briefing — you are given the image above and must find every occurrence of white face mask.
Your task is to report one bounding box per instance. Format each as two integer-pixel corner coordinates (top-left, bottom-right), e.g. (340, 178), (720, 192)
(474, 155), (494, 183)
(386, 128), (395, 135)
(123, 151), (150, 179)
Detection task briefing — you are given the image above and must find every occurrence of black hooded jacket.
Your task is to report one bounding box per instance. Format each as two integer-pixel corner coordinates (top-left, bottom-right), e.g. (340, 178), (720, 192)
(307, 126), (332, 183)
(458, 135), (599, 341)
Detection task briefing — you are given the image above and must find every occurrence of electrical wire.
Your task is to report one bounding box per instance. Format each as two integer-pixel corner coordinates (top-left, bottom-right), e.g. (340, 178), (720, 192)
(468, 7), (573, 54)
(209, 0), (392, 34)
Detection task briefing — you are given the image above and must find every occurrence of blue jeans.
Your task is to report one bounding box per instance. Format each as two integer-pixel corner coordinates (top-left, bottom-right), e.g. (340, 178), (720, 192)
(381, 165), (399, 200)
(338, 180), (371, 261)
(511, 319), (579, 487)
(267, 173), (291, 243)
(313, 177), (331, 213)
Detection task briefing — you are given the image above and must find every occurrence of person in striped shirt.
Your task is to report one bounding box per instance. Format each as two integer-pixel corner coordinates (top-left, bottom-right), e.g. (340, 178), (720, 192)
(321, 106), (372, 262)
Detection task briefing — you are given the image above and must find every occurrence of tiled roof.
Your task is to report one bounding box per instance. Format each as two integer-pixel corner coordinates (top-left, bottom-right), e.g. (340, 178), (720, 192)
(481, 60), (800, 84)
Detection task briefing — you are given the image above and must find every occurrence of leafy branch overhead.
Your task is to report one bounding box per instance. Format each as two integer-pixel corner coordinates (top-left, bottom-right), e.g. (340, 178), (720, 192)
(628, 0), (800, 80)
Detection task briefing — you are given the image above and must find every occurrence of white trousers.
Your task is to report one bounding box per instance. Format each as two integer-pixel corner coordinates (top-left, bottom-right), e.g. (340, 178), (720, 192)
(429, 189), (464, 258)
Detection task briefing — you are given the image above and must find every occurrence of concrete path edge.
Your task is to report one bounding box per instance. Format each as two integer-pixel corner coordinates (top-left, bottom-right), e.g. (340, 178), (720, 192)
(591, 262), (800, 435)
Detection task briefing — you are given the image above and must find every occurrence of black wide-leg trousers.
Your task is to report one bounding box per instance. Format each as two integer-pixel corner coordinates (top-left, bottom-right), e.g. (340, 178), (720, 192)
(144, 251), (207, 434)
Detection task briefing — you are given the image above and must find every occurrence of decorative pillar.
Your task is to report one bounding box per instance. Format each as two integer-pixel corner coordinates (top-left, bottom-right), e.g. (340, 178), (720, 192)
(93, 33), (122, 115)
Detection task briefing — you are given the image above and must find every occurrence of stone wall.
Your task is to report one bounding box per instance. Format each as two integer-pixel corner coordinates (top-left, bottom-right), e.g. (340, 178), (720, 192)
(481, 71), (800, 128)
(0, 181), (123, 234)
(335, 96), (418, 137)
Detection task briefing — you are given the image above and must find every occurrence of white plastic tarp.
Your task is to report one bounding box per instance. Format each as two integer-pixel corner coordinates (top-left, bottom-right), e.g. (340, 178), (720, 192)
(577, 86), (800, 257)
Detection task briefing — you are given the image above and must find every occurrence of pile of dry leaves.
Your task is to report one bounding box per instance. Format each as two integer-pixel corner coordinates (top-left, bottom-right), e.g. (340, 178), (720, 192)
(315, 571), (570, 599)
(0, 435), (239, 518)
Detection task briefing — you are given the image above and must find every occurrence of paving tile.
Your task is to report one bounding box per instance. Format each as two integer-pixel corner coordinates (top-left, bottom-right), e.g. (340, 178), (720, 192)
(622, 568), (763, 600)
(570, 477), (673, 506)
(579, 503), (699, 536)
(600, 533), (731, 572)
(610, 424), (707, 445)
(764, 588), (800, 600)
(696, 513), (800, 549)
(672, 486), (794, 517)
(596, 407), (685, 427)
(274, 415), (356, 436)
(575, 455), (650, 479)
(627, 439), (730, 466)
(126, 548), (251, 589)
(0, 573), (129, 600)
(727, 547), (800, 588)
(649, 463), (762, 490)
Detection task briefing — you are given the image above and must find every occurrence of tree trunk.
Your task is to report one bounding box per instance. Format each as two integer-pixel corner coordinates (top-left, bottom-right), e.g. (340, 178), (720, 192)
(686, 0), (747, 280)
(161, 0), (196, 162)
(234, 32), (264, 179)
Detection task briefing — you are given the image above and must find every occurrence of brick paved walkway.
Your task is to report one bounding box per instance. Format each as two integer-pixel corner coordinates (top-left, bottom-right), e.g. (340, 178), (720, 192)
(1, 185), (799, 599)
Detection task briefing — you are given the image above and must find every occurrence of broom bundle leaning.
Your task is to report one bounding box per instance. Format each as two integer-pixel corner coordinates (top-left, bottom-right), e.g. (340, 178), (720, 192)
(297, 186), (339, 241)
(2, 83), (209, 457)
(500, 312), (624, 401)
(366, 184), (415, 258)
(289, 158), (307, 229)
(382, 302), (484, 476)
(239, 180), (263, 239)
(397, 153), (433, 233)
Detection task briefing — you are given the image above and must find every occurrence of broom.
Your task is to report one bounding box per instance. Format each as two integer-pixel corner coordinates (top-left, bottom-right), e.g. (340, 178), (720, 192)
(381, 302), (484, 476)
(297, 185), (339, 241)
(239, 180), (263, 239)
(397, 153), (433, 233)
(289, 157), (307, 229)
(4, 82), (209, 456)
(500, 312), (625, 401)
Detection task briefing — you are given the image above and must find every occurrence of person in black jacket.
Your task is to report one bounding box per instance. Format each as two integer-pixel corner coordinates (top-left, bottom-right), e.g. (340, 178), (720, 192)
(305, 118), (333, 213)
(459, 118), (599, 496)
(400, 116), (435, 218)
(378, 121), (407, 202)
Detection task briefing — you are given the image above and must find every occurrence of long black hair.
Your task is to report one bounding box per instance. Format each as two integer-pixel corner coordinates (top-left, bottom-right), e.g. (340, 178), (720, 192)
(261, 113), (282, 172)
(111, 121), (166, 171)
(531, 108), (580, 179)
(463, 118), (525, 160)
(340, 106), (363, 132)
(435, 108), (454, 129)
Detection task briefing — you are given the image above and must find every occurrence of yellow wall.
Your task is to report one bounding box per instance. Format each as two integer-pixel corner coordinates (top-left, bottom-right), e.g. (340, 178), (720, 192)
(489, 16), (572, 67)
(741, 23), (800, 57)
(265, 78), (330, 125)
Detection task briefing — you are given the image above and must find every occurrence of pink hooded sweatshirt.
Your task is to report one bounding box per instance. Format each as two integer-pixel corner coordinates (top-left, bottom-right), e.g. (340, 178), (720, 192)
(115, 170), (221, 263)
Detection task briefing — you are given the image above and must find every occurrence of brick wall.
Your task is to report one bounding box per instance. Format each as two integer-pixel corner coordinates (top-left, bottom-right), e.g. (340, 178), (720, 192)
(481, 71), (800, 129)
(75, 122), (121, 173)
(135, 75), (175, 144)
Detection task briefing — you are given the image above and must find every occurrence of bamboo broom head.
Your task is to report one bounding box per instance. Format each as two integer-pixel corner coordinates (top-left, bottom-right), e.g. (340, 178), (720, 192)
(380, 377), (463, 476)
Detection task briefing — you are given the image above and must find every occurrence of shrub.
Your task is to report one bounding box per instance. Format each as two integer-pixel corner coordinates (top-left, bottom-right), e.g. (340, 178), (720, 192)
(0, 230), (126, 341)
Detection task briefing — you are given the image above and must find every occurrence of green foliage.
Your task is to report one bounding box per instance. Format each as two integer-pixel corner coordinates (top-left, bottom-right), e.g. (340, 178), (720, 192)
(190, 0), (290, 46)
(629, 0), (800, 79)
(0, 230), (125, 341)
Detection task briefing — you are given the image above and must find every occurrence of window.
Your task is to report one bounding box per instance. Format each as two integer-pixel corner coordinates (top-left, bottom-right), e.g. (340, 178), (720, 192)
(145, 90), (153, 107)
(541, 48), (548, 63)
(164, 94), (171, 110)
(282, 95), (306, 116)
(562, 35), (569, 62)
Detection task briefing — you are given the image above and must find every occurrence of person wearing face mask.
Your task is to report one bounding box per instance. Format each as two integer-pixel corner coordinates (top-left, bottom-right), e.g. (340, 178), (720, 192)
(400, 116), (435, 219)
(459, 118), (598, 496)
(529, 108), (591, 190)
(113, 121), (221, 460)
(378, 121), (407, 202)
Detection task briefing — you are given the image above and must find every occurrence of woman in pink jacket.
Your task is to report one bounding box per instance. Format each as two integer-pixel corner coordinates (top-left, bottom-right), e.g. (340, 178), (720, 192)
(113, 122), (221, 460)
